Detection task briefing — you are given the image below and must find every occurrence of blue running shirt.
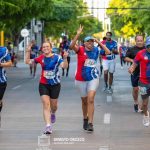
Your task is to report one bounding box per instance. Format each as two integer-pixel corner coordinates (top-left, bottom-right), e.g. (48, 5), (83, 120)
(0, 47), (11, 83)
(81, 47), (99, 81)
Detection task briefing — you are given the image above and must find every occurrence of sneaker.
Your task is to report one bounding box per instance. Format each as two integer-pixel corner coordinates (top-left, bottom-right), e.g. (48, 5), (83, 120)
(43, 125), (52, 134)
(107, 87), (113, 94)
(138, 108), (143, 113)
(103, 86), (108, 92)
(134, 104), (138, 112)
(143, 112), (150, 127)
(51, 113), (56, 124)
(83, 118), (88, 130)
(87, 123), (94, 132)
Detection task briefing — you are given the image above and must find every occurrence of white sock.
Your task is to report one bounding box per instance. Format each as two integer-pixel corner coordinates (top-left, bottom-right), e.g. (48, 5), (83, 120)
(46, 124), (51, 127)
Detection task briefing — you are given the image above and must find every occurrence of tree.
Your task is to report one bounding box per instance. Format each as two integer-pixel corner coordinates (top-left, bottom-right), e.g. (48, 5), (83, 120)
(0, 0), (103, 46)
(107, 0), (150, 38)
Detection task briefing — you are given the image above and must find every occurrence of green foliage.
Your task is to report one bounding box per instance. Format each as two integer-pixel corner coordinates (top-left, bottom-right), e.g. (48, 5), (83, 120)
(107, 0), (150, 38)
(0, 0), (103, 44)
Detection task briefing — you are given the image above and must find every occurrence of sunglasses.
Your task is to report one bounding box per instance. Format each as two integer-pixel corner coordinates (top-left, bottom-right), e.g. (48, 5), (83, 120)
(146, 45), (150, 49)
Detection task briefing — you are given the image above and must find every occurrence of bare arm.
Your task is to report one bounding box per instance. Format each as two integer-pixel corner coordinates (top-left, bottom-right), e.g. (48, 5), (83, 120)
(0, 61), (12, 67)
(69, 25), (83, 52)
(25, 43), (33, 64)
(95, 39), (111, 55)
(128, 62), (137, 74)
(60, 51), (68, 69)
(124, 57), (134, 63)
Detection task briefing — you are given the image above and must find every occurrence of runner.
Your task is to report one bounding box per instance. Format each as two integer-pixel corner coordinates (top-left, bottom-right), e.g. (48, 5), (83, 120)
(101, 32), (118, 94)
(0, 47), (12, 126)
(119, 42), (127, 69)
(98, 37), (106, 76)
(125, 35), (145, 112)
(26, 41), (68, 134)
(29, 40), (39, 78)
(59, 36), (71, 77)
(69, 25), (110, 132)
(129, 36), (150, 126)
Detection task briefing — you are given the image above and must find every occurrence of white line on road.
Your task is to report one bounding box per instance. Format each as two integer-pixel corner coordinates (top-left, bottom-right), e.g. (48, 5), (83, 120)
(12, 85), (21, 90)
(99, 146), (109, 150)
(107, 95), (112, 103)
(104, 113), (111, 124)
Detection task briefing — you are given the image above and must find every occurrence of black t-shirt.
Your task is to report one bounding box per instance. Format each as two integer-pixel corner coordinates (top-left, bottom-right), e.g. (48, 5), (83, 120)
(126, 45), (145, 75)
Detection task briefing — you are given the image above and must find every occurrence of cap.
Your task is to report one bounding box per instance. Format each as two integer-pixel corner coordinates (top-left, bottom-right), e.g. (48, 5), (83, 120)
(84, 36), (94, 42)
(146, 36), (150, 47)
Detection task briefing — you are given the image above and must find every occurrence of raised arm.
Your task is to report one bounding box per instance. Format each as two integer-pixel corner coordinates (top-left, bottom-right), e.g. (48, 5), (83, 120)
(25, 42), (33, 64)
(60, 51), (68, 69)
(69, 25), (83, 52)
(95, 39), (111, 55)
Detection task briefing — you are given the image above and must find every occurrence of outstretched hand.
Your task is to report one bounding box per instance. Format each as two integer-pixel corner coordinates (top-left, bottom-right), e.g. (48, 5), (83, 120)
(128, 65), (134, 74)
(77, 25), (83, 35)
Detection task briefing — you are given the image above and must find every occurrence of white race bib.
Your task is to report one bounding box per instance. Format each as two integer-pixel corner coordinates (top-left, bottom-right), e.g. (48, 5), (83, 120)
(84, 59), (96, 67)
(44, 71), (55, 79)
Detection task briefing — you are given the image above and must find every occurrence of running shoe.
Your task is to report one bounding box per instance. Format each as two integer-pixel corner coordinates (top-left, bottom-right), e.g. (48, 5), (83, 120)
(134, 104), (138, 112)
(103, 86), (108, 92)
(107, 87), (113, 94)
(51, 113), (56, 124)
(87, 123), (94, 132)
(143, 111), (150, 127)
(43, 125), (52, 134)
(83, 118), (88, 130)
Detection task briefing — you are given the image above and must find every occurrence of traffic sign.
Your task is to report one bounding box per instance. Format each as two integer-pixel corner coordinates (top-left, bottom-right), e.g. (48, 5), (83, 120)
(21, 29), (29, 37)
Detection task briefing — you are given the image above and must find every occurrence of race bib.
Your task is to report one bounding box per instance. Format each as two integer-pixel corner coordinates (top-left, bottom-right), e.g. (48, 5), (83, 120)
(84, 59), (96, 67)
(139, 86), (147, 95)
(44, 71), (55, 79)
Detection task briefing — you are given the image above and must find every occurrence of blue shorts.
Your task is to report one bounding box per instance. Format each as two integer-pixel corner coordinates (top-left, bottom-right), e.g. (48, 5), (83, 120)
(131, 74), (139, 87)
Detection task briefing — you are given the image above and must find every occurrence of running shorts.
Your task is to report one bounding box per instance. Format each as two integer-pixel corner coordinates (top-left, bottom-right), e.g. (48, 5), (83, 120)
(102, 59), (115, 73)
(39, 83), (61, 99)
(75, 78), (99, 97)
(0, 82), (7, 100)
(131, 74), (139, 87)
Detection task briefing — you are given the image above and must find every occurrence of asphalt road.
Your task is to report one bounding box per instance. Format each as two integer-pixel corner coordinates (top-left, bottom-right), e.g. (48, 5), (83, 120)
(0, 55), (150, 150)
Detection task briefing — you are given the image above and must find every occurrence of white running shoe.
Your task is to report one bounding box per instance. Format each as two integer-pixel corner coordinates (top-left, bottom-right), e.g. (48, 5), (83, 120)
(143, 111), (150, 127)
(107, 87), (113, 94)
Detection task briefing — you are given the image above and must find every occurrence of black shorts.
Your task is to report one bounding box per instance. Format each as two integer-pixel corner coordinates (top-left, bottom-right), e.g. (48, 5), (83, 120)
(131, 74), (139, 87)
(139, 82), (150, 100)
(0, 82), (7, 100)
(39, 83), (61, 99)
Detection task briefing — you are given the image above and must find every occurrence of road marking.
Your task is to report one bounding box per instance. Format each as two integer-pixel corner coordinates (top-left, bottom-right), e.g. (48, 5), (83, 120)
(99, 146), (109, 150)
(12, 85), (21, 90)
(104, 113), (111, 124)
(107, 95), (112, 102)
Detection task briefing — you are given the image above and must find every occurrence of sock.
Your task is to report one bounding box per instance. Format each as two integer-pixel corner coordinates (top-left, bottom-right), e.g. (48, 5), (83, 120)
(46, 124), (51, 127)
